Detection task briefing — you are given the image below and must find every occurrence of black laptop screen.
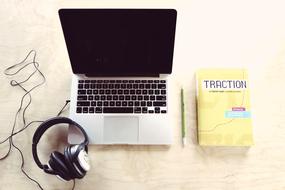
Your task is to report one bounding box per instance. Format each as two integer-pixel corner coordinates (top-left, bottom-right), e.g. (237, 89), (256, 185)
(59, 9), (177, 76)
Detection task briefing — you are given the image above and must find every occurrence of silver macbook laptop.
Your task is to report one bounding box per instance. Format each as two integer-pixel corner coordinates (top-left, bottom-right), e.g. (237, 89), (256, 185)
(58, 9), (177, 144)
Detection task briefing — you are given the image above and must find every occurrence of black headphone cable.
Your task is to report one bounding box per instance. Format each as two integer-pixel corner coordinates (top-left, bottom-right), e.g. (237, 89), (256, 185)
(0, 50), (75, 190)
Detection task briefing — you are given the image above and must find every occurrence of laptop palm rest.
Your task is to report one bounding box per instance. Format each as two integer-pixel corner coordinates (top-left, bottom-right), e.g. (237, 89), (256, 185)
(103, 116), (139, 144)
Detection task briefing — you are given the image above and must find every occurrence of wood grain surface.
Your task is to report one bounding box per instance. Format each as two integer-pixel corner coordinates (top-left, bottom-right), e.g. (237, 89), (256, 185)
(1, 0), (285, 189)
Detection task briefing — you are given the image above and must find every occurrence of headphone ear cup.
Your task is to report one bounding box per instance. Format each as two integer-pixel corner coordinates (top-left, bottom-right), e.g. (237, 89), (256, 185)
(64, 145), (86, 178)
(49, 151), (72, 181)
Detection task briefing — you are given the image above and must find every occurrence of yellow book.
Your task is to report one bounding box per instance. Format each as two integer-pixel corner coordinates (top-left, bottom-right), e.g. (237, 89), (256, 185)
(196, 69), (253, 146)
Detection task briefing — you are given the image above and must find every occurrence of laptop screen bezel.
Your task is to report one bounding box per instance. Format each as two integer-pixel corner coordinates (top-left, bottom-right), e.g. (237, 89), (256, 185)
(59, 9), (177, 77)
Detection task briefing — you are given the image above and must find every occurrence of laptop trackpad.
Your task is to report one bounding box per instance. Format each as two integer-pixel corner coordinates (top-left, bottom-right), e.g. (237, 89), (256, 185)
(103, 116), (139, 143)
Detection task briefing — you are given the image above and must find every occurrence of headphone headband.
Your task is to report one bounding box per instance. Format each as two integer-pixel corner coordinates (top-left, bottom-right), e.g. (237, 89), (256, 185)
(32, 117), (89, 170)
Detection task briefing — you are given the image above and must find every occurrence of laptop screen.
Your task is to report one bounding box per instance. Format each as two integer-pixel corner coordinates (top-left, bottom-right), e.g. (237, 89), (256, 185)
(59, 9), (177, 76)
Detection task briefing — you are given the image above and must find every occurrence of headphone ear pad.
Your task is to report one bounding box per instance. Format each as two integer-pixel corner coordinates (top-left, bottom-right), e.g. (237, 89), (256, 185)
(49, 151), (71, 181)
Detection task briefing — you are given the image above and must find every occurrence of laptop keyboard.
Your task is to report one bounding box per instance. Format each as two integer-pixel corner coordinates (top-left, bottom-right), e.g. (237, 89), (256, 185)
(76, 79), (167, 114)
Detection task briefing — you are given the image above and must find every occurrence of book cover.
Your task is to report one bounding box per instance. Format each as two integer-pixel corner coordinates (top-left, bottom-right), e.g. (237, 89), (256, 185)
(196, 69), (253, 146)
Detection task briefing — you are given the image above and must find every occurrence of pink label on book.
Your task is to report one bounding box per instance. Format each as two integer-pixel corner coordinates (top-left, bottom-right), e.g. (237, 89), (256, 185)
(232, 107), (246, 111)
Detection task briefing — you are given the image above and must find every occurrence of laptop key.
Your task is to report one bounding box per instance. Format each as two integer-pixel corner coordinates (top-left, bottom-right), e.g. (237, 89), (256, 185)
(89, 107), (94, 113)
(78, 84), (83, 89)
(128, 101), (134, 106)
(135, 101), (140, 106)
(83, 107), (88, 113)
(84, 84), (90, 89)
(142, 107), (148, 113)
(78, 90), (86, 95)
(155, 107), (160, 113)
(77, 101), (90, 107)
(153, 101), (167, 107)
(109, 84), (114, 89)
(144, 96), (149, 100)
(76, 107), (82, 113)
(95, 107), (102, 113)
(77, 95), (87, 100)
(141, 101), (146, 106)
(134, 107), (141, 113)
(122, 101), (127, 106)
(158, 84), (166, 89)
(103, 107), (133, 113)
(116, 101), (121, 106)
(156, 96), (166, 100)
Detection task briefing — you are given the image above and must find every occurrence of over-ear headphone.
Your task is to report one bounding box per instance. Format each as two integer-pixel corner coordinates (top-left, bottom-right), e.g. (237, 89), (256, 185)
(32, 117), (90, 181)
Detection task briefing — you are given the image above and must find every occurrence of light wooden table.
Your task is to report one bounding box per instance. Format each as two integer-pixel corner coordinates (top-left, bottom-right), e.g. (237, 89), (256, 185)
(1, 0), (285, 189)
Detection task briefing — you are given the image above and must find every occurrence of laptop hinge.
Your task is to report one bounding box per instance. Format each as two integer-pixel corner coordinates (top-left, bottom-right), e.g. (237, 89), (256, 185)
(85, 74), (160, 78)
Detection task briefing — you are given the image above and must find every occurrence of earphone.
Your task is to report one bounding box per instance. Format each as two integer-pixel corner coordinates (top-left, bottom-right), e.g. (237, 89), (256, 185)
(32, 117), (90, 181)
